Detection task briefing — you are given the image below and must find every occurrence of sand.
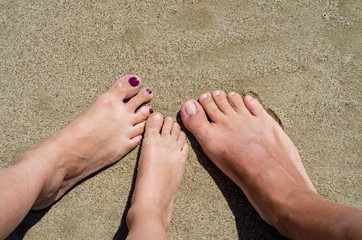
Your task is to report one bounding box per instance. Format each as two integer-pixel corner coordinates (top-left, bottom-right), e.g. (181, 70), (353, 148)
(1, 0), (361, 239)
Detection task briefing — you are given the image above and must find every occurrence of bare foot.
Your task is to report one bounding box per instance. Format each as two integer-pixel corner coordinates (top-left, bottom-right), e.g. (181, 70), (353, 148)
(126, 113), (189, 240)
(180, 91), (317, 229)
(18, 75), (154, 210)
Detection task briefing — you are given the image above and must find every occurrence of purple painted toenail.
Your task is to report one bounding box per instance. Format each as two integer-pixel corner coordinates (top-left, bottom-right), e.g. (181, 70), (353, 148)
(149, 108), (154, 114)
(129, 77), (139, 87)
(146, 88), (152, 94)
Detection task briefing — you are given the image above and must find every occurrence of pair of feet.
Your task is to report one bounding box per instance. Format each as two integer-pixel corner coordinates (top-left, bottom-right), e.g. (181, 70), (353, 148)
(27, 75), (316, 237)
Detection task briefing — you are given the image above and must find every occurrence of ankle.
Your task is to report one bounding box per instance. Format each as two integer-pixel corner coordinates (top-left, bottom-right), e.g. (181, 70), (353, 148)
(44, 127), (97, 180)
(17, 139), (63, 180)
(127, 203), (169, 231)
(273, 189), (322, 238)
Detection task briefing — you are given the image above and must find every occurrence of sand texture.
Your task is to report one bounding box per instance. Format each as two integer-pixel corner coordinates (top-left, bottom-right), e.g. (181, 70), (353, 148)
(1, 0), (361, 239)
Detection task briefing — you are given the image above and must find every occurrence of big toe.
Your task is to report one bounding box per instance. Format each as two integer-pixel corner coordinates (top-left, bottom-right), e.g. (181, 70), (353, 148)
(110, 75), (143, 100)
(180, 100), (211, 139)
(145, 112), (164, 137)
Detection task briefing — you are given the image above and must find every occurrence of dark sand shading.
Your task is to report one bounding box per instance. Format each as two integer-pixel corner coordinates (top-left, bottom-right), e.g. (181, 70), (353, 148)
(1, 1), (361, 239)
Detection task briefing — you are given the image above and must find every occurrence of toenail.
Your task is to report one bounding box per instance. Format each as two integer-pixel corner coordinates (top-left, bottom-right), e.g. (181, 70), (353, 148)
(152, 113), (162, 121)
(185, 101), (197, 116)
(245, 95), (253, 101)
(146, 88), (152, 94)
(149, 108), (154, 114)
(213, 90), (221, 96)
(200, 93), (208, 100)
(228, 92), (236, 96)
(129, 77), (139, 87)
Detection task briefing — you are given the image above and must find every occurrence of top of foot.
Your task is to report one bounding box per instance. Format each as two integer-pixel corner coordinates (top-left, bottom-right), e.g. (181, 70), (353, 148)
(180, 90), (316, 226)
(29, 75), (154, 209)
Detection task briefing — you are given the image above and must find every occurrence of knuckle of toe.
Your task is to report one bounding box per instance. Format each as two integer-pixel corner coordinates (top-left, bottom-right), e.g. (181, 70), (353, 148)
(96, 95), (112, 107)
(116, 81), (125, 89)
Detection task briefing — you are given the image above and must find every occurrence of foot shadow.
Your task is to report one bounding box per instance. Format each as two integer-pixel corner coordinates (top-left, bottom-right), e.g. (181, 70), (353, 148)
(176, 113), (287, 240)
(113, 148), (141, 240)
(6, 207), (50, 240)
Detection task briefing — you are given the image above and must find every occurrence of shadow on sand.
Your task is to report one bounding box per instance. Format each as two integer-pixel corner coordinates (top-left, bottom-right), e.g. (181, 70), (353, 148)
(112, 148), (141, 240)
(6, 207), (50, 240)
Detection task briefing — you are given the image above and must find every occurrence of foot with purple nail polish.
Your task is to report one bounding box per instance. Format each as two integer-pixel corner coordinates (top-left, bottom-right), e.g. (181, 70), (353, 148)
(0, 75), (156, 237)
(26, 75), (154, 210)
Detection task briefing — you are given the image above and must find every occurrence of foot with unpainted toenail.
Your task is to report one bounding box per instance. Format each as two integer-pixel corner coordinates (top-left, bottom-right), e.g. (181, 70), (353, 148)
(126, 113), (189, 240)
(180, 90), (362, 239)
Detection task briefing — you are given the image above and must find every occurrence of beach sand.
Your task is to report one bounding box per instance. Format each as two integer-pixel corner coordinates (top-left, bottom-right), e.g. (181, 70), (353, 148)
(1, 1), (361, 239)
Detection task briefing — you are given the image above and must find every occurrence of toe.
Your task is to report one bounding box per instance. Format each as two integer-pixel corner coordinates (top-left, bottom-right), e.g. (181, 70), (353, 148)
(178, 131), (189, 154)
(126, 88), (153, 112)
(199, 92), (225, 122)
(133, 106), (154, 125)
(244, 95), (265, 116)
(227, 92), (250, 115)
(161, 117), (174, 135)
(212, 90), (235, 115)
(177, 131), (186, 147)
(145, 113), (164, 136)
(182, 141), (189, 154)
(180, 100), (211, 140)
(171, 122), (181, 138)
(129, 135), (143, 147)
(130, 121), (146, 138)
(111, 75), (143, 100)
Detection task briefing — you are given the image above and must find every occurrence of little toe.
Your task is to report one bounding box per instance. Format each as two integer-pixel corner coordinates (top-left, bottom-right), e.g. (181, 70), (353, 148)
(212, 90), (235, 115)
(145, 112), (164, 136)
(244, 95), (265, 117)
(199, 92), (225, 122)
(180, 100), (212, 140)
(178, 132), (189, 153)
(177, 132), (186, 147)
(227, 92), (250, 115)
(111, 75), (142, 100)
(161, 117), (174, 135)
(126, 88), (153, 112)
(182, 141), (189, 153)
(171, 122), (181, 138)
(132, 106), (154, 125)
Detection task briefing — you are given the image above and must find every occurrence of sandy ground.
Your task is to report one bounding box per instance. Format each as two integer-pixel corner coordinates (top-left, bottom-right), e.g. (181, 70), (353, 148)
(1, 0), (361, 239)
